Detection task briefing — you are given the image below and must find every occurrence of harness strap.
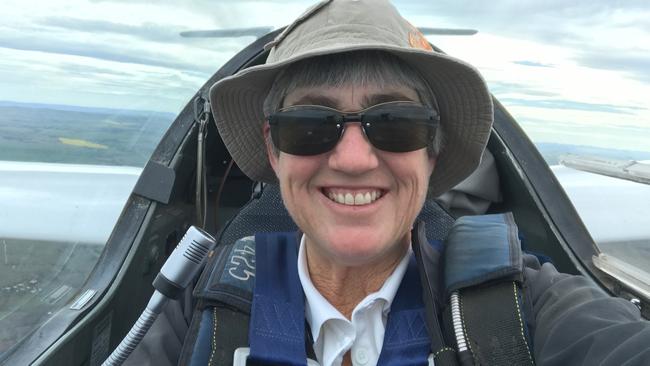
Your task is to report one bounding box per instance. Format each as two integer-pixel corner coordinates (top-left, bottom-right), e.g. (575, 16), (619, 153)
(412, 222), (459, 366)
(443, 213), (534, 366)
(377, 255), (431, 365)
(189, 305), (251, 366)
(247, 232), (306, 366)
(459, 281), (534, 365)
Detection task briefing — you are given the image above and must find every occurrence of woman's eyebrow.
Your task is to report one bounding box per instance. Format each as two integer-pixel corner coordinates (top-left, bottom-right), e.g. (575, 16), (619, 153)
(286, 95), (340, 108)
(363, 92), (417, 107)
(286, 92), (418, 109)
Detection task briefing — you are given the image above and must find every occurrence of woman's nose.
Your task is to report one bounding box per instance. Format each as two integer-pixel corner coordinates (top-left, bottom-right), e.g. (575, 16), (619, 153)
(327, 123), (379, 174)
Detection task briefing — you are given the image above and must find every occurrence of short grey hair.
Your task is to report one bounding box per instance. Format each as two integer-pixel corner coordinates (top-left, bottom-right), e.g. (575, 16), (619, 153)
(263, 50), (444, 157)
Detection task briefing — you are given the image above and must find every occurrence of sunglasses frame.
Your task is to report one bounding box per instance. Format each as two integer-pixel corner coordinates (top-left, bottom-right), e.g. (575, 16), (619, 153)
(268, 101), (440, 155)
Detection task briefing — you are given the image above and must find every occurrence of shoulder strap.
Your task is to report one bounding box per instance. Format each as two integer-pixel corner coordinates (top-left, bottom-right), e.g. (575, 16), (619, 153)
(186, 304), (251, 366)
(247, 232), (306, 366)
(457, 281), (534, 365)
(377, 254), (432, 366)
(444, 213), (534, 366)
(412, 221), (459, 366)
(182, 236), (257, 366)
(183, 233), (316, 366)
(444, 213), (524, 295)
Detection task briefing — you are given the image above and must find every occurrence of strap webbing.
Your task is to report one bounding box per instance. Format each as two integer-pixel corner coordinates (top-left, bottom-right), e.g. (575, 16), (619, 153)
(211, 307), (251, 366)
(377, 256), (431, 365)
(460, 281), (534, 365)
(412, 222), (458, 366)
(247, 232), (306, 366)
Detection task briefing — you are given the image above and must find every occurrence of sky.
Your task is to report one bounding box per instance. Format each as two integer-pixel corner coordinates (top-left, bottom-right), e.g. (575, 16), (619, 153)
(0, 0), (648, 154)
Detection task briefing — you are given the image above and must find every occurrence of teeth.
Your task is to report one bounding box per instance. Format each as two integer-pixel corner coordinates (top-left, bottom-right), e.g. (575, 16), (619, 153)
(327, 189), (383, 206)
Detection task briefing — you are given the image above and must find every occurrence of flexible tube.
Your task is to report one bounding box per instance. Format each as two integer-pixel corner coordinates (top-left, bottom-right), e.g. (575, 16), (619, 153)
(102, 292), (167, 366)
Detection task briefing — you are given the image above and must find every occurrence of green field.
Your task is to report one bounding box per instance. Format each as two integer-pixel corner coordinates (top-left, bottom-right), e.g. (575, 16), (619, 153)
(0, 101), (175, 167)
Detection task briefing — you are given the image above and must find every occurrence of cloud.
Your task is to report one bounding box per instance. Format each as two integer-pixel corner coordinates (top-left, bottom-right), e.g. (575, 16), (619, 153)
(397, 0), (650, 77)
(513, 60), (554, 68)
(39, 17), (185, 43)
(517, 115), (650, 153)
(573, 51), (650, 83)
(0, 36), (206, 72)
(0, 1), (275, 113)
(488, 81), (559, 98)
(500, 98), (646, 115)
(398, 0), (650, 32)
(0, 0), (648, 121)
(86, 0), (313, 29)
(58, 64), (133, 79)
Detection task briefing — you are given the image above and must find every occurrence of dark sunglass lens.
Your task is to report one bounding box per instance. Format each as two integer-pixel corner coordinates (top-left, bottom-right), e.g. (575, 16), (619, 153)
(270, 109), (340, 155)
(364, 104), (438, 152)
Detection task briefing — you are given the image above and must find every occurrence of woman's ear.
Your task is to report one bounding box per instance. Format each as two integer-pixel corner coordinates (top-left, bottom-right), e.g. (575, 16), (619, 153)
(263, 122), (280, 175)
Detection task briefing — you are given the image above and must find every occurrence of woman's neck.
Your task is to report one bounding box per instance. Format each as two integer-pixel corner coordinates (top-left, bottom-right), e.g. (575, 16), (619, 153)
(304, 237), (409, 319)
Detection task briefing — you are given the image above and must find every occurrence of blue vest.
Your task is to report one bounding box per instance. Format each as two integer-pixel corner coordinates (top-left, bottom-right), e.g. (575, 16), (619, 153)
(247, 232), (432, 366)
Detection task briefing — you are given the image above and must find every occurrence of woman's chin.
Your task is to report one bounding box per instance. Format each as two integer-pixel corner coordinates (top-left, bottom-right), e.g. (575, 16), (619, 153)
(314, 231), (399, 266)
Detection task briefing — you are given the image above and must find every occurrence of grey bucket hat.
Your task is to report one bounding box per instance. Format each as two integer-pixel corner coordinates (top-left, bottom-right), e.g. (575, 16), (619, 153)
(209, 0), (493, 197)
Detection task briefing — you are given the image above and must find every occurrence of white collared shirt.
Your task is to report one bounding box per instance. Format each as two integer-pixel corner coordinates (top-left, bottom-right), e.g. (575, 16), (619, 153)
(297, 235), (411, 366)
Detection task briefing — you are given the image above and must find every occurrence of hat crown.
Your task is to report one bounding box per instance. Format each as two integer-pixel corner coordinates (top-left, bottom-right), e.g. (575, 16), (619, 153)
(267, 0), (429, 63)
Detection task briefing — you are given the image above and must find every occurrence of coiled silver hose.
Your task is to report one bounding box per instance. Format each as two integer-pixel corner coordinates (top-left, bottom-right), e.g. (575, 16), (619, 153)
(102, 292), (167, 366)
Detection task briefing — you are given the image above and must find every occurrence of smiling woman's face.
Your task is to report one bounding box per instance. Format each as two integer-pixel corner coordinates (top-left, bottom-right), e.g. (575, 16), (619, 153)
(266, 83), (436, 267)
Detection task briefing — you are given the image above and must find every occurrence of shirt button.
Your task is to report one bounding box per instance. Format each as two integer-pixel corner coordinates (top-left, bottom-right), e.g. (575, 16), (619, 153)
(355, 348), (369, 365)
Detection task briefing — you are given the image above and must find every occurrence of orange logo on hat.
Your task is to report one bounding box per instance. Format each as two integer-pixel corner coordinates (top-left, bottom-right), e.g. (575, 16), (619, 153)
(408, 31), (433, 51)
(406, 21), (433, 51)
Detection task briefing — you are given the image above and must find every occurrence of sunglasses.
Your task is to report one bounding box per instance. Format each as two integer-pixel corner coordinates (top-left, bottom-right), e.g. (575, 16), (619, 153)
(268, 101), (439, 156)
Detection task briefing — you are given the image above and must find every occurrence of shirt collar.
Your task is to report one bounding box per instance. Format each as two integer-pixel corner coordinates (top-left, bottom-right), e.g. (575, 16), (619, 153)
(297, 234), (412, 344)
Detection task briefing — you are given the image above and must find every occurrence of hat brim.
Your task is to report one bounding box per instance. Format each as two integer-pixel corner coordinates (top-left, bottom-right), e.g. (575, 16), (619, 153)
(209, 44), (493, 197)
